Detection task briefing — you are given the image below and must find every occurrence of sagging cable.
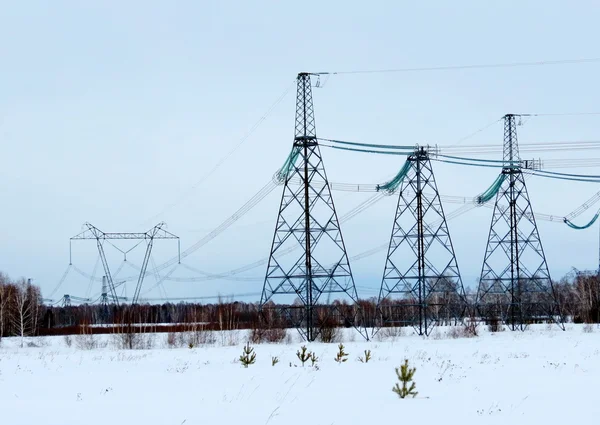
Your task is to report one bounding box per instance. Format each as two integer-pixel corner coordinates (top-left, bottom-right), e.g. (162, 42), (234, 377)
(477, 174), (507, 204)
(377, 159), (412, 194)
(564, 211), (600, 230)
(275, 146), (301, 182)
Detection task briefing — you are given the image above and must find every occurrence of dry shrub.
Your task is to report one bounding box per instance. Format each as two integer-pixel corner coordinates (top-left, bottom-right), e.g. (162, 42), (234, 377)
(583, 323), (594, 333)
(111, 326), (155, 350)
(430, 329), (444, 340)
(250, 327), (287, 344)
(111, 332), (152, 350)
(222, 330), (240, 346)
(64, 335), (73, 348)
(448, 323), (478, 339)
(465, 319), (479, 337)
(185, 328), (216, 348)
(487, 316), (503, 333)
(250, 327), (265, 344)
(264, 328), (287, 343)
(447, 327), (461, 339)
(316, 314), (341, 343)
(75, 326), (103, 350)
(375, 326), (403, 341)
(318, 326), (339, 343)
(167, 332), (178, 348)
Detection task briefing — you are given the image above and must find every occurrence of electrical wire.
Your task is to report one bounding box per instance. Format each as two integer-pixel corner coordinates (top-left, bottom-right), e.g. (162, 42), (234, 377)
(139, 292), (262, 303)
(85, 256), (101, 299)
(313, 57), (600, 75)
(319, 138), (414, 150)
(140, 79), (296, 225)
(152, 192), (389, 283)
(47, 264), (72, 299)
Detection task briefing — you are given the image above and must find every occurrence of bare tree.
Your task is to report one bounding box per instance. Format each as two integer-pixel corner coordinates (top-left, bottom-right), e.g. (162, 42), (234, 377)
(26, 283), (42, 336)
(11, 279), (34, 347)
(0, 272), (11, 340)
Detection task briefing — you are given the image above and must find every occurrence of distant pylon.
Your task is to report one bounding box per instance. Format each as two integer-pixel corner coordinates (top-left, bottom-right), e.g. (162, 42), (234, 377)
(476, 114), (563, 330)
(259, 72), (367, 342)
(100, 275), (109, 305)
(375, 146), (467, 336)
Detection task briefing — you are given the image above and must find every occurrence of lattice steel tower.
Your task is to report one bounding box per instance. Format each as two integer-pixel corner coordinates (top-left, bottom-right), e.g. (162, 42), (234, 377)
(476, 114), (563, 330)
(260, 73), (366, 342)
(376, 146), (467, 336)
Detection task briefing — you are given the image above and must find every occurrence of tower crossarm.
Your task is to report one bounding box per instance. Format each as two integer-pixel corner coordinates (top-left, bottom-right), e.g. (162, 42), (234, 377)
(70, 222), (179, 240)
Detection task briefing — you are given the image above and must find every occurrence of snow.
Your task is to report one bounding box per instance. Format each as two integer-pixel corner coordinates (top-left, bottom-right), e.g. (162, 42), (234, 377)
(1, 325), (599, 424)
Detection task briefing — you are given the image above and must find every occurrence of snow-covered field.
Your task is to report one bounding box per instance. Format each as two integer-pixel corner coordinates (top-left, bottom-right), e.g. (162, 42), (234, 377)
(1, 324), (599, 424)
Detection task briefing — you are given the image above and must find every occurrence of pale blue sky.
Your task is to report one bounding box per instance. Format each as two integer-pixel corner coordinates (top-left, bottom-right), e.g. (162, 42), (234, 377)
(1, 1), (600, 302)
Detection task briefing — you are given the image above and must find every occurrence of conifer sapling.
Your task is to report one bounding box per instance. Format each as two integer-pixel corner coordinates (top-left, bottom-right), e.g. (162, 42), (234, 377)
(392, 359), (418, 399)
(334, 343), (349, 364)
(358, 349), (372, 363)
(296, 345), (310, 366)
(310, 352), (318, 367)
(239, 341), (256, 368)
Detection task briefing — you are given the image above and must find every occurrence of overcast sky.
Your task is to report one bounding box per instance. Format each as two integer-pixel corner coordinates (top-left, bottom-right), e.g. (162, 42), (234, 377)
(1, 1), (600, 302)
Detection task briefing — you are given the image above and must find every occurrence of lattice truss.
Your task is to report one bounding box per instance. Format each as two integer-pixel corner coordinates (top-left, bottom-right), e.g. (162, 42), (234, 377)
(476, 115), (563, 330)
(260, 73), (366, 341)
(377, 147), (467, 336)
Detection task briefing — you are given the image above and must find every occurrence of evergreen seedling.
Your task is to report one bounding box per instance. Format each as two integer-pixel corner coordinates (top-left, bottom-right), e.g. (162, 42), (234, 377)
(296, 345), (310, 366)
(358, 349), (372, 363)
(239, 342), (256, 368)
(392, 359), (418, 398)
(334, 343), (349, 363)
(310, 352), (319, 367)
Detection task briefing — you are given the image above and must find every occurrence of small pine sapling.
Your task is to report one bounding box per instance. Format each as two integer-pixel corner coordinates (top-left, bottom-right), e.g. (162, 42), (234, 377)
(334, 343), (349, 364)
(271, 356), (279, 366)
(358, 349), (372, 363)
(239, 342), (257, 368)
(296, 345), (310, 366)
(310, 352), (319, 367)
(392, 359), (418, 399)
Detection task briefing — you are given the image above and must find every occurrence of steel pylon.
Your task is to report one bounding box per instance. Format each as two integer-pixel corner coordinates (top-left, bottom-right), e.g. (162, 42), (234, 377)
(70, 222), (180, 305)
(476, 114), (563, 330)
(375, 147), (467, 336)
(260, 73), (367, 342)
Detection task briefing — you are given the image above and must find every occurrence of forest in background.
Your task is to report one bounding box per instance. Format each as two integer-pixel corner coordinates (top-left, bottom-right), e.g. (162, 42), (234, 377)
(0, 269), (598, 340)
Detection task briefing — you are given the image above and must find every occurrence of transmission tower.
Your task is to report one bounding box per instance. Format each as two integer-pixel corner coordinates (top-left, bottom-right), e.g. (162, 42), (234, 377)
(375, 146), (467, 336)
(70, 222), (180, 305)
(260, 72), (367, 342)
(476, 114), (563, 330)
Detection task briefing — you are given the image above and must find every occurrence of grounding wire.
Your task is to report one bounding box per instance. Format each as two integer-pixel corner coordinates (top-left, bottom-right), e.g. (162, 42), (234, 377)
(313, 57), (600, 75)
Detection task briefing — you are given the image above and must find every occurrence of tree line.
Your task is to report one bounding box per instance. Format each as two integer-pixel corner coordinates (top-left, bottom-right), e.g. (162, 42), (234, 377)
(0, 269), (598, 340)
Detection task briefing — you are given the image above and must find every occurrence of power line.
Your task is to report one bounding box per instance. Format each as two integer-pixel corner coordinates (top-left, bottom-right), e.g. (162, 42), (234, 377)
(313, 57), (600, 75)
(140, 79), (296, 225)
(452, 118), (504, 145)
(523, 112), (600, 117)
